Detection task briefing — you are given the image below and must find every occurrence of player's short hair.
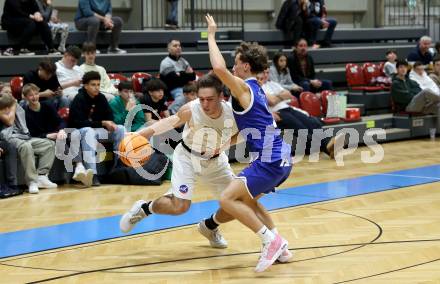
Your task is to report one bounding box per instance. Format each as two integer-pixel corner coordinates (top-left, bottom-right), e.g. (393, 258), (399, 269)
(82, 71), (101, 85)
(196, 74), (223, 95)
(22, 83), (40, 96)
(38, 59), (57, 75)
(235, 42), (268, 73)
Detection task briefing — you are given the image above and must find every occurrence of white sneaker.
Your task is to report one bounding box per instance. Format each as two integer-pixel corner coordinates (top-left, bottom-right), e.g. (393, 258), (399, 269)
(37, 175), (58, 189)
(73, 165), (93, 187)
(197, 221), (228, 248)
(255, 234), (288, 273)
(277, 248), (293, 263)
(28, 182), (39, 194)
(120, 200), (148, 233)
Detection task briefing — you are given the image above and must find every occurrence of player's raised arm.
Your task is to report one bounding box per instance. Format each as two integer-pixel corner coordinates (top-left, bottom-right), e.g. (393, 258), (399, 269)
(205, 14), (250, 102)
(137, 103), (192, 139)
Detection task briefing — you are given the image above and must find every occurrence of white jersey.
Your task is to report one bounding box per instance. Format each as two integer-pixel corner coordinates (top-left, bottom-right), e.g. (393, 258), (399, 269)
(182, 99), (238, 156)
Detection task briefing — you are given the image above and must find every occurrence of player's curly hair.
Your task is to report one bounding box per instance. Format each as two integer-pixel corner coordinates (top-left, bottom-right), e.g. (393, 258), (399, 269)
(197, 73), (223, 95)
(235, 42), (268, 73)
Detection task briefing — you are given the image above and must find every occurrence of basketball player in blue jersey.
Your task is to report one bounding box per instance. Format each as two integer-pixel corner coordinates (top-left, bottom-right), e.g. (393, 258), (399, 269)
(203, 14), (293, 272)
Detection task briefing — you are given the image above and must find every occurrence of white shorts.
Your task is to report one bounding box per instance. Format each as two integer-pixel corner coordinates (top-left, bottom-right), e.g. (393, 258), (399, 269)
(165, 143), (235, 200)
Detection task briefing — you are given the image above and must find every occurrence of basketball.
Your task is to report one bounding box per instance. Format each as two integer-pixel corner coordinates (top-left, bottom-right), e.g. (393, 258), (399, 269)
(118, 133), (153, 167)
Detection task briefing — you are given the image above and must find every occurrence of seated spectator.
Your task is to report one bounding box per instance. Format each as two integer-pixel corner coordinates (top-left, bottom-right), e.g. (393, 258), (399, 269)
(23, 59), (69, 110)
(429, 56), (440, 88)
(160, 39), (196, 111)
(0, 139), (18, 192)
(36, 0), (69, 53)
(1, 0), (59, 56)
(407, 36), (433, 66)
(0, 93), (57, 194)
(74, 0), (126, 54)
(56, 46), (84, 101)
(68, 71), (125, 186)
(22, 83), (67, 140)
(257, 68), (337, 158)
(168, 82), (197, 115)
(109, 81), (145, 132)
(287, 38), (332, 93)
(391, 60), (440, 114)
(140, 78), (170, 125)
(269, 52), (303, 95)
(409, 61), (440, 95)
(80, 42), (118, 101)
(383, 49), (398, 78)
(303, 0), (337, 48)
(275, 0), (307, 46)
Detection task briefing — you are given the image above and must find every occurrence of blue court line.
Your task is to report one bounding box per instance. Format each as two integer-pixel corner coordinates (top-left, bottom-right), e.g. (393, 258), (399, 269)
(0, 164), (439, 260)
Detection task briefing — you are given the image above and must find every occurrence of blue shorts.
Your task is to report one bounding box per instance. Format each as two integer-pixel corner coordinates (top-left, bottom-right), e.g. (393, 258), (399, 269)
(237, 159), (292, 198)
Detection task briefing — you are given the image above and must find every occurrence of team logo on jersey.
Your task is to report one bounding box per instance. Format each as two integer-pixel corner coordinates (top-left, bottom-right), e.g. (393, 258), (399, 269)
(179, 185), (189, 194)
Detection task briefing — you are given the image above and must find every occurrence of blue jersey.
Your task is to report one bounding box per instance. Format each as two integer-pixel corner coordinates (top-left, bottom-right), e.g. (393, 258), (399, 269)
(232, 78), (290, 163)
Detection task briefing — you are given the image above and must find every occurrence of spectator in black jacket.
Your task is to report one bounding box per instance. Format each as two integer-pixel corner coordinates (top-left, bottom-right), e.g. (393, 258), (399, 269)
(1, 0), (58, 56)
(159, 39), (196, 112)
(22, 83), (67, 140)
(287, 38), (332, 93)
(68, 71), (125, 186)
(275, 0), (307, 46)
(23, 60), (69, 110)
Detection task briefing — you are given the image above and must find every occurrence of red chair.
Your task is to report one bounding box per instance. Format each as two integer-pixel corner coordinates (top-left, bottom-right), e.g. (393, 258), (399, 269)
(378, 61), (386, 76)
(345, 63), (382, 92)
(10, 76), (23, 100)
(299, 92), (322, 117)
(321, 90), (337, 115)
(362, 62), (382, 85)
(107, 73), (128, 88)
(289, 96), (300, 108)
(57, 107), (70, 123)
(131, 72), (152, 93)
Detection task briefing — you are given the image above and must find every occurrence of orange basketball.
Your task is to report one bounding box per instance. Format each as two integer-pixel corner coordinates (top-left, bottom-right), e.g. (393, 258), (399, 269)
(118, 133), (153, 167)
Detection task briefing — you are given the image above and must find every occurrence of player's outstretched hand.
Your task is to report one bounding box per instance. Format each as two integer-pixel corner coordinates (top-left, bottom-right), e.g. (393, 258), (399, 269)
(205, 14), (217, 35)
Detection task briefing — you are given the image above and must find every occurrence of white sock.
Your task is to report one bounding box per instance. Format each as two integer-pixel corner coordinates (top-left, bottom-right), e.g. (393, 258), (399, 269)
(257, 226), (275, 244)
(270, 228), (279, 235)
(212, 213), (220, 225)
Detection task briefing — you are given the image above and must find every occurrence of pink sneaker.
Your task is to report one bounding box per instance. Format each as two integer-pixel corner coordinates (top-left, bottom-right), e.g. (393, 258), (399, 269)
(277, 248), (293, 263)
(255, 234), (288, 272)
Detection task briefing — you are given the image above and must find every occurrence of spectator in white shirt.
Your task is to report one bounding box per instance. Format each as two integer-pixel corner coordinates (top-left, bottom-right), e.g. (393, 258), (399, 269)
(55, 45), (84, 101)
(409, 61), (440, 95)
(80, 42), (117, 101)
(383, 49), (397, 78)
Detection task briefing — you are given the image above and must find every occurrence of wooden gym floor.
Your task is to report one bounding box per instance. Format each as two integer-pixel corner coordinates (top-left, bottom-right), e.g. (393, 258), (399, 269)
(0, 139), (439, 283)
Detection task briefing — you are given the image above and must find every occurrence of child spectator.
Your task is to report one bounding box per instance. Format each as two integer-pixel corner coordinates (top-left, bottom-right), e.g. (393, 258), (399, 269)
(168, 82), (197, 114)
(80, 42), (118, 101)
(22, 83), (67, 140)
(23, 59), (69, 110)
(36, 0), (69, 53)
(140, 78), (170, 125)
(383, 49), (398, 78)
(269, 52), (303, 95)
(56, 46), (84, 101)
(0, 93), (57, 194)
(109, 81), (145, 131)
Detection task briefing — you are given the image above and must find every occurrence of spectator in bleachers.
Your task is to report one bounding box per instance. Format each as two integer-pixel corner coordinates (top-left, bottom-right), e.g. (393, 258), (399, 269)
(168, 82), (197, 115)
(269, 52), (303, 95)
(1, 0), (59, 56)
(68, 71), (125, 186)
(383, 49), (398, 78)
(80, 42), (118, 101)
(165, 0), (179, 30)
(140, 78), (170, 125)
(160, 39), (196, 112)
(109, 81), (145, 132)
(0, 93), (57, 194)
(409, 61), (440, 95)
(22, 83), (67, 140)
(287, 38), (332, 93)
(56, 46), (84, 101)
(391, 60), (440, 114)
(23, 59), (69, 110)
(429, 56), (440, 88)
(407, 36), (433, 66)
(303, 0), (337, 48)
(275, 0), (306, 46)
(74, 0), (126, 54)
(257, 67), (337, 158)
(36, 0), (69, 53)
